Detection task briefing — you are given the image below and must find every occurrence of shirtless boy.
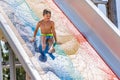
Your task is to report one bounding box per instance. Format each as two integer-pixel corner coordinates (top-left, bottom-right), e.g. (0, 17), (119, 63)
(31, 9), (57, 61)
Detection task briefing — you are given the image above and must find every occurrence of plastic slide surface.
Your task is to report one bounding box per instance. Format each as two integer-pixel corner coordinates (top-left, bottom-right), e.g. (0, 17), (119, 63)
(0, 0), (119, 79)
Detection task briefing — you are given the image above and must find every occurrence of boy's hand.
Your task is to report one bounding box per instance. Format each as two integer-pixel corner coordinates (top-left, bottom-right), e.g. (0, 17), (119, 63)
(53, 41), (63, 46)
(53, 42), (57, 47)
(30, 37), (35, 42)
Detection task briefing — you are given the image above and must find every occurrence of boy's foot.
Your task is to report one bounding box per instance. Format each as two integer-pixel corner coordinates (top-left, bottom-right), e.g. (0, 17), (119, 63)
(39, 54), (47, 62)
(48, 53), (55, 60)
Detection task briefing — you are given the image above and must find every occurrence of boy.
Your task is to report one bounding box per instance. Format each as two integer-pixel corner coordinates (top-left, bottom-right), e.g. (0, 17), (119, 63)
(31, 9), (57, 61)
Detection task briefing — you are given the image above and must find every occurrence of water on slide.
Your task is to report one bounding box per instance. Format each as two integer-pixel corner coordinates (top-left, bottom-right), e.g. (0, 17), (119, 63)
(0, 0), (118, 80)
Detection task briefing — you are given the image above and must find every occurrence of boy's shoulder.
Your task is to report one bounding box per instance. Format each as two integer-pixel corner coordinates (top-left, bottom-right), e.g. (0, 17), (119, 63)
(38, 20), (44, 25)
(50, 20), (54, 22)
(38, 20), (43, 23)
(38, 20), (54, 24)
(50, 20), (54, 24)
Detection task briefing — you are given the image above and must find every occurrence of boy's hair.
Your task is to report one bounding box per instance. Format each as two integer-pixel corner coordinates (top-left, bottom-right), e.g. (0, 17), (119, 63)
(43, 9), (51, 16)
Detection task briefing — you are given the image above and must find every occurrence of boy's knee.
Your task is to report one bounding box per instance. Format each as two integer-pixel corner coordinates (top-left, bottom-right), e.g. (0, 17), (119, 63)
(48, 39), (53, 43)
(48, 38), (52, 41)
(42, 44), (46, 49)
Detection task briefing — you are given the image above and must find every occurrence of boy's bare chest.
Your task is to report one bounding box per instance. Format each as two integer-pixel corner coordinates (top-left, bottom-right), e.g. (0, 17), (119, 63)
(40, 22), (52, 29)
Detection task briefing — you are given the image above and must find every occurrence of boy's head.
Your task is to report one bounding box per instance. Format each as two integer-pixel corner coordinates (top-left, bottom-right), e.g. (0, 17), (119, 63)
(43, 9), (51, 21)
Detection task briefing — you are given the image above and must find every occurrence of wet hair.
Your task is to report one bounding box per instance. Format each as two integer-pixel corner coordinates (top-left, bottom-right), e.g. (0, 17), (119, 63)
(43, 9), (51, 16)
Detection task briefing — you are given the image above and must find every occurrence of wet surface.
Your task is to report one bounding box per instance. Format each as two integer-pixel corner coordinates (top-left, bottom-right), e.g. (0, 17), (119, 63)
(0, 0), (118, 80)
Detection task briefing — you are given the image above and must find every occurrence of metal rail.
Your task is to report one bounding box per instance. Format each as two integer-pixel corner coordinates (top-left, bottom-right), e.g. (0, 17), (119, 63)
(92, 0), (108, 4)
(0, 41), (3, 80)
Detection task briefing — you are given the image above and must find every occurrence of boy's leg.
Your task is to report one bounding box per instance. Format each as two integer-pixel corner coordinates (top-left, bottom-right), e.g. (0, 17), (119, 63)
(39, 36), (47, 62)
(41, 36), (46, 52)
(47, 38), (55, 60)
(48, 38), (55, 53)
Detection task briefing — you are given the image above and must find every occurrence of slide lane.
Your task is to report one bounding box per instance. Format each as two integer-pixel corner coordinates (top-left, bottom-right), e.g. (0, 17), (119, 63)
(0, 0), (119, 79)
(54, 0), (120, 79)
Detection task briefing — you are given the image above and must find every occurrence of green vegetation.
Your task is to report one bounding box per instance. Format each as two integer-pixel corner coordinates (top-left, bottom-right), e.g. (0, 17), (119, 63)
(1, 41), (26, 80)
(3, 67), (26, 80)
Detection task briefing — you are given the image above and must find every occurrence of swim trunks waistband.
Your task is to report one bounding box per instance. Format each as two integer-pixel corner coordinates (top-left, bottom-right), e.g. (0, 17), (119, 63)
(41, 34), (53, 36)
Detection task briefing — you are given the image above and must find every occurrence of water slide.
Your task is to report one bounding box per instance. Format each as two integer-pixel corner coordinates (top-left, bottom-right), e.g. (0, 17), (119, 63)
(0, 0), (120, 80)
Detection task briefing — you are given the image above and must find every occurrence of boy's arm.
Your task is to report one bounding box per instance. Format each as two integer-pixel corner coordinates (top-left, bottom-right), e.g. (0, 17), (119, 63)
(33, 22), (40, 40)
(51, 21), (57, 42)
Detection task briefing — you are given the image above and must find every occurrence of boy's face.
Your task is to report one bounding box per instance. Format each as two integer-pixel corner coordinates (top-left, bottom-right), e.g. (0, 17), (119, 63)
(43, 13), (51, 21)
